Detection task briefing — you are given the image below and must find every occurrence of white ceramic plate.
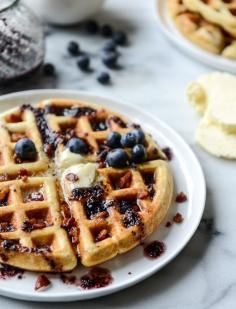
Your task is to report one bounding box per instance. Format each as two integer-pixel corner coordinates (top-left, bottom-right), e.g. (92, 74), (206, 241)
(156, 0), (236, 73)
(0, 90), (205, 302)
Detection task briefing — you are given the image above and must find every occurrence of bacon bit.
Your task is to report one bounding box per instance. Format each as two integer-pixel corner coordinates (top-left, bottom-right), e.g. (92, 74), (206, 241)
(44, 144), (53, 157)
(60, 274), (76, 285)
(95, 211), (109, 219)
(175, 192), (187, 203)
(35, 275), (52, 291)
(11, 133), (26, 142)
(162, 147), (173, 161)
(118, 171), (132, 189)
(95, 229), (109, 242)
(173, 213), (184, 224)
(165, 221), (172, 228)
(65, 173), (79, 182)
(18, 169), (28, 182)
(5, 113), (22, 123)
(137, 190), (149, 199)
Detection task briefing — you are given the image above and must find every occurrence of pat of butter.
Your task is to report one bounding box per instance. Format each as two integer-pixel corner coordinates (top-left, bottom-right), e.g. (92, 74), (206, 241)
(187, 72), (236, 159)
(62, 163), (97, 191)
(196, 116), (236, 159)
(187, 72), (236, 133)
(56, 148), (85, 169)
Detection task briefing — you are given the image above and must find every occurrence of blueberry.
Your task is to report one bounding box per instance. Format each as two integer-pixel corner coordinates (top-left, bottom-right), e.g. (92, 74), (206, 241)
(107, 132), (121, 148)
(133, 129), (145, 145)
(106, 149), (129, 168)
(68, 41), (80, 56)
(43, 63), (55, 76)
(131, 144), (146, 163)
(101, 24), (113, 37)
(113, 31), (127, 46)
(84, 20), (99, 34)
(97, 72), (110, 85)
(15, 138), (37, 161)
(102, 52), (118, 68)
(77, 55), (90, 71)
(67, 138), (88, 154)
(121, 132), (137, 148)
(103, 40), (117, 53)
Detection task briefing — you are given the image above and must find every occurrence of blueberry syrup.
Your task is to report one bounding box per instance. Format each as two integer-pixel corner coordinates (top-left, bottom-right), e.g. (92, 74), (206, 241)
(143, 241), (166, 259)
(78, 267), (113, 289)
(0, 264), (24, 279)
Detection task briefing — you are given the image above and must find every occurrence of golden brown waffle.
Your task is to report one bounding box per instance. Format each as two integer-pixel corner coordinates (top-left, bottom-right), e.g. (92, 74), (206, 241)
(0, 98), (173, 271)
(183, 0), (236, 37)
(168, 0), (236, 59)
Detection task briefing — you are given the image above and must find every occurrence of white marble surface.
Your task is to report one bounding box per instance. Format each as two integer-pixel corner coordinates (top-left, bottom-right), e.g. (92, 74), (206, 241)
(0, 0), (236, 308)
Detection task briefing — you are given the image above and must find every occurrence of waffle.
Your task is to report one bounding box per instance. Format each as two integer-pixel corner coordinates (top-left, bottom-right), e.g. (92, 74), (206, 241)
(183, 0), (236, 37)
(168, 0), (236, 59)
(0, 98), (173, 271)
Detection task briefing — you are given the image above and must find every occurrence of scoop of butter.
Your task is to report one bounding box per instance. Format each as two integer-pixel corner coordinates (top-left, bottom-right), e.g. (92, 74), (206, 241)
(56, 148), (85, 169)
(187, 72), (236, 159)
(62, 163), (97, 192)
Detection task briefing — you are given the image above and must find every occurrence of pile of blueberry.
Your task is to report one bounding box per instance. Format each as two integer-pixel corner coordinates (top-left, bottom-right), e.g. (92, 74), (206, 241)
(105, 129), (147, 168)
(44, 20), (128, 86)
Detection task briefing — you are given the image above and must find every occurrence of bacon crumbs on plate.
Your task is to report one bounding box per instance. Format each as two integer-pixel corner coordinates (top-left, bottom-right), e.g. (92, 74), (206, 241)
(175, 192), (187, 203)
(35, 274), (52, 291)
(173, 213), (184, 224)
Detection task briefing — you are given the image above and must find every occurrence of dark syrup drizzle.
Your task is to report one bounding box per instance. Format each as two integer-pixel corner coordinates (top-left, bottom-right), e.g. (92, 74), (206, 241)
(143, 241), (166, 259)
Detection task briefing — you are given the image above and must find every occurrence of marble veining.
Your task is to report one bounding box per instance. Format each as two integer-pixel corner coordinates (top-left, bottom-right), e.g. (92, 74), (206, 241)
(0, 0), (235, 308)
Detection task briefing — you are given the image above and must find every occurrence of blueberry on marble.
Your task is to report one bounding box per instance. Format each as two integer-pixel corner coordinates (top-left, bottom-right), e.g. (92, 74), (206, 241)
(102, 52), (118, 68)
(43, 63), (55, 76)
(103, 40), (117, 53)
(101, 24), (113, 37)
(107, 132), (121, 148)
(121, 132), (137, 148)
(97, 72), (110, 85)
(131, 144), (146, 163)
(84, 20), (99, 34)
(68, 41), (80, 56)
(15, 138), (37, 161)
(77, 55), (90, 71)
(133, 129), (145, 145)
(106, 149), (129, 168)
(67, 138), (88, 154)
(113, 31), (127, 46)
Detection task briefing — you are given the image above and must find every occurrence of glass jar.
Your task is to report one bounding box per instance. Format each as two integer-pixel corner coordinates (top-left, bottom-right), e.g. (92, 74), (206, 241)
(0, 0), (45, 84)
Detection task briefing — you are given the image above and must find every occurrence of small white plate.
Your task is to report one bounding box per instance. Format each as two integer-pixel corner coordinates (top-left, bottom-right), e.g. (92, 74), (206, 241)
(156, 0), (236, 73)
(0, 90), (206, 302)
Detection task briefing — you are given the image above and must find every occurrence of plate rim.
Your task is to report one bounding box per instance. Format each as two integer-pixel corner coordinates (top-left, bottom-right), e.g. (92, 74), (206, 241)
(155, 0), (236, 73)
(0, 89), (206, 302)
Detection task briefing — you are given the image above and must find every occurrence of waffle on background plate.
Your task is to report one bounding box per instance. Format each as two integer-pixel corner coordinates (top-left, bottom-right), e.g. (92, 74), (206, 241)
(168, 0), (236, 59)
(0, 99), (173, 272)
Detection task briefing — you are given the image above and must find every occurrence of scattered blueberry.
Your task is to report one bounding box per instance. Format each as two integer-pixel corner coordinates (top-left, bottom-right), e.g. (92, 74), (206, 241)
(68, 41), (80, 56)
(43, 63), (55, 76)
(101, 24), (113, 37)
(106, 149), (129, 168)
(131, 144), (146, 163)
(107, 132), (121, 148)
(133, 129), (145, 145)
(97, 72), (110, 85)
(113, 31), (127, 46)
(103, 40), (117, 53)
(77, 55), (90, 71)
(84, 20), (99, 34)
(15, 138), (37, 161)
(67, 138), (89, 154)
(102, 52), (118, 69)
(121, 132), (137, 148)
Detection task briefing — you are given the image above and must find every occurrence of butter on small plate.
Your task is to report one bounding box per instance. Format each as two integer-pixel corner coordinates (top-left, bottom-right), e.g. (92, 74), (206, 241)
(187, 72), (236, 159)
